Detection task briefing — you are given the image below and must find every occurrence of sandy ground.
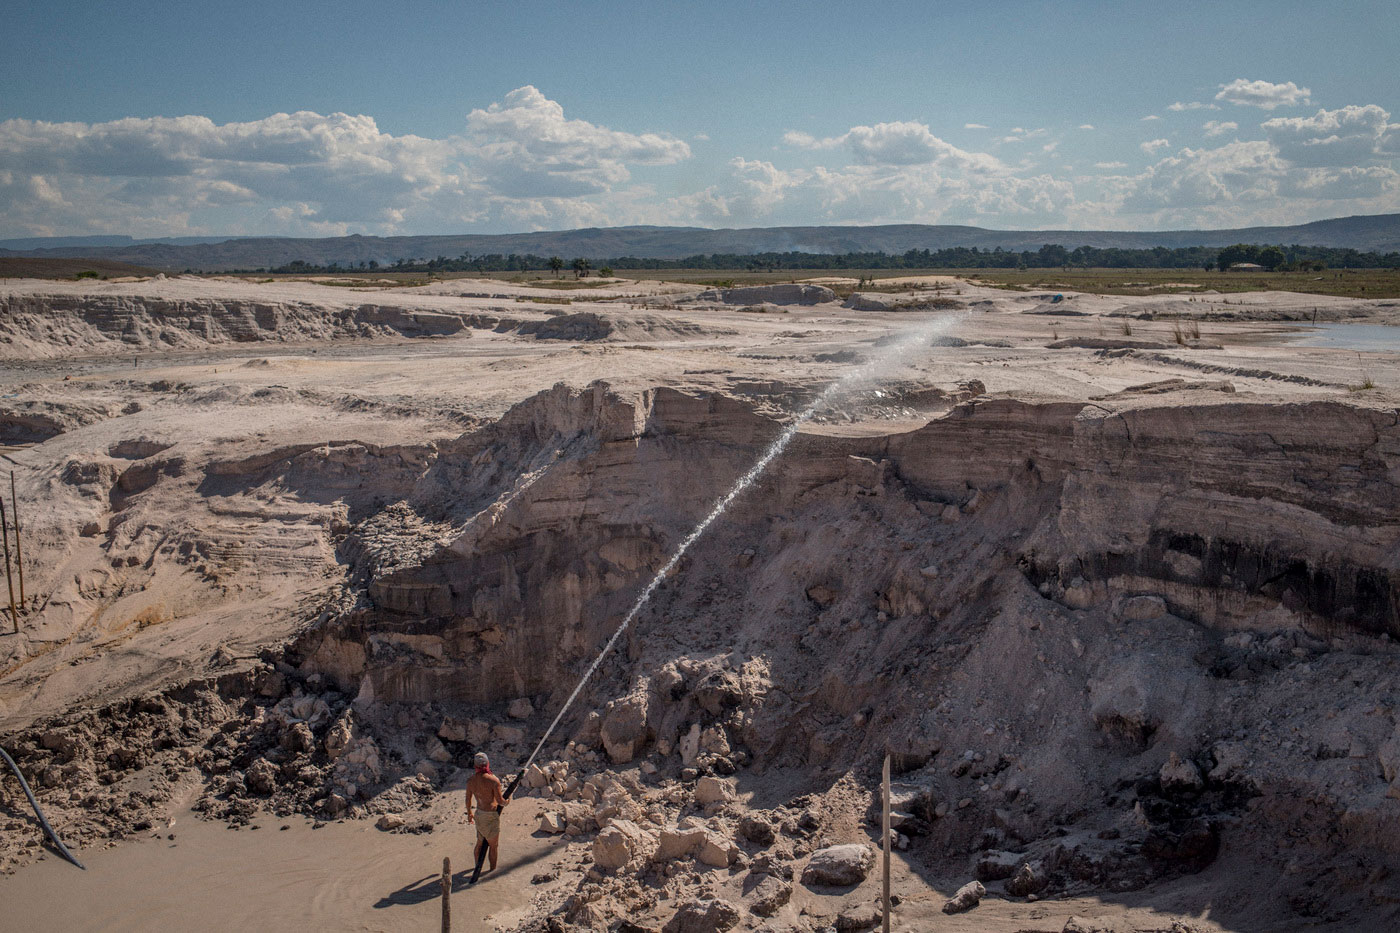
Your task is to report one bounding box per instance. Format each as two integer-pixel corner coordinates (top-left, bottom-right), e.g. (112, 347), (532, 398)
(5, 788), (565, 932)
(3, 783), (1250, 933)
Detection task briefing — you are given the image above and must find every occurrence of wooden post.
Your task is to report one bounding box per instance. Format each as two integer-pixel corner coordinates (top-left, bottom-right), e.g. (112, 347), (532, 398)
(882, 754), (892, 933)
(0, 499), (15, 634)
(9, 472), (21, 605)
(441, 856), (451, 933)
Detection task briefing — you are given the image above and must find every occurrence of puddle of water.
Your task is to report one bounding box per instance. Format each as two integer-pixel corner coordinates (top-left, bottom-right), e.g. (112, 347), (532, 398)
(1286, 323), (1400, 351)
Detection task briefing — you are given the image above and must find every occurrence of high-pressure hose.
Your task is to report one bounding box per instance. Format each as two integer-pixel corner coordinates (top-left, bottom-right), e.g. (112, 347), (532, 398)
(1, 745), (86, 870)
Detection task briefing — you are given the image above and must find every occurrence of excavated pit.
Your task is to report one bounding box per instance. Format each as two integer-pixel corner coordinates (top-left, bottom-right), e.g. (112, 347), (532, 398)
(5, 276), (1400, 930)
(4, 379), (1400, 930)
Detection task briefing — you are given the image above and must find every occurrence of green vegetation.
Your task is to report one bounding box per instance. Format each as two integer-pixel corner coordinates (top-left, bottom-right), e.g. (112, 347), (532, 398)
(960, 267), (1400, 299)
(260, 241), (1400, 279)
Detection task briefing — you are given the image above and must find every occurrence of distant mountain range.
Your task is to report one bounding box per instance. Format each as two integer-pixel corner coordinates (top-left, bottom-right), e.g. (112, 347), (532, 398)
(3, 214), (1398, 271)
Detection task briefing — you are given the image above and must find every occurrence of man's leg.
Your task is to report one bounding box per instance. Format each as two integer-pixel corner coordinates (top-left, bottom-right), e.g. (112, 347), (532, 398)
(487, 833), (500, 870)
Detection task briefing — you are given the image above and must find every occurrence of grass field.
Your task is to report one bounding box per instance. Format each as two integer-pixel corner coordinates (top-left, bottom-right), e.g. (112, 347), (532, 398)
(958, 267), (1400, 299)
(0, 257), (164, 279)
(229, 265), (1400, 300)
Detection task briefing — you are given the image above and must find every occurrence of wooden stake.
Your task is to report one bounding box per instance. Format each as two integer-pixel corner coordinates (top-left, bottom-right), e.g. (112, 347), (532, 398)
(9, 472), (21, 605)
(882, 753), (892, 933)
(0, 499), (15, 634)
(441, 856), (451, 933)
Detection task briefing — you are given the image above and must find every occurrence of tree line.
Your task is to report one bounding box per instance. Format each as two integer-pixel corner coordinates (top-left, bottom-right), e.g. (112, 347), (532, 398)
(264, 242), (1400, 275)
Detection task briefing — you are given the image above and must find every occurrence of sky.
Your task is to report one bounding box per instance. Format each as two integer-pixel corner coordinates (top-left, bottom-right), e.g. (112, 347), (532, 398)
(2, 0), (1398, 237)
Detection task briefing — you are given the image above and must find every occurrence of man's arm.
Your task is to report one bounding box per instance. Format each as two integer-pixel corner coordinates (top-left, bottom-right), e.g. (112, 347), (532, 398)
(465, 781), (475, 823)
(493, 775), (507, 810)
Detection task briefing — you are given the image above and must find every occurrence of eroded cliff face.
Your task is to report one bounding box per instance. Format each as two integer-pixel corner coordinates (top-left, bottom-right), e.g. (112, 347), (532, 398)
(301, 387), (1400, 710)
(0, 293), (488, 357)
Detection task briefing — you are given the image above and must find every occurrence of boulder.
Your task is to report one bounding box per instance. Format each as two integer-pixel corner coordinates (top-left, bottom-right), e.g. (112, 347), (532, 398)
(324, 717), (353, 760)
(592, 819), (652, 870)
(802, 844), (874, 887)
(539, 810), (566, 834)
(1159, 752), (1204, 795)
(694, 775), (733, 807)
(836, 901), (883, 930)
(656, 825), (710, 860)
(601, 692), (652, 764)
(739, 814), (775, 845)
(1006, 861), (1047, 897)
(662, 897), (741, 933)
(942, 880), (985, 914)
(492, 723), (526, 745)
(522, 763), (549, 789)
(376, 813), (405, 831)
(467, 719), (492, 745)
(697, 832), (736, 868)
(745, 874), (792, 917)
(437, 718), (467, 742)
(508, 698), (534, 720)
(425, 737), (453, 763)
(245, 758), (278, 796)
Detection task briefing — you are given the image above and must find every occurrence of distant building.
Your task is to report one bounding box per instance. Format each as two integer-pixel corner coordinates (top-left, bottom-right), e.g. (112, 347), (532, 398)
(1227, 262), (1264, 271)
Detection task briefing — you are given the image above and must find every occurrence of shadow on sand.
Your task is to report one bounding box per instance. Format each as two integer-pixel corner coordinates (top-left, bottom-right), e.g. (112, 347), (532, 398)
(373, 843), (554, 909)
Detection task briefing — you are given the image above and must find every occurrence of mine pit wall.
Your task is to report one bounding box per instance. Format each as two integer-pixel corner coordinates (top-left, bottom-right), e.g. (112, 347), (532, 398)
(297, 388), (1400, 720)
(0, 293), (490, 358)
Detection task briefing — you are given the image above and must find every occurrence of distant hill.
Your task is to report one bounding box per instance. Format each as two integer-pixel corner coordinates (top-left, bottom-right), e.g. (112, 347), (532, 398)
(2, 214), (1397, 271)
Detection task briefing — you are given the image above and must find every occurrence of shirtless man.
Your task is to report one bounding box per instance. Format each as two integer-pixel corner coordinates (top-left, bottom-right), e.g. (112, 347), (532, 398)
(466, 752), (507, 876)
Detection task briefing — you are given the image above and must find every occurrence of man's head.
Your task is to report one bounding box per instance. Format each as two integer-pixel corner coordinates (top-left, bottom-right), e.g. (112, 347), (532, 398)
(473, 752), (490, 773)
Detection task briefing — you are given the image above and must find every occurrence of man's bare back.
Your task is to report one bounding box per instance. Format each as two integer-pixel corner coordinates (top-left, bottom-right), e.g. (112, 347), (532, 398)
(466, 771), (505, 815)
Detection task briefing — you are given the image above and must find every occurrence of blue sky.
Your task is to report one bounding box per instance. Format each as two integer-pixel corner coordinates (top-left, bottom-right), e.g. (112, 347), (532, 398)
(3, 0), (1398, 236)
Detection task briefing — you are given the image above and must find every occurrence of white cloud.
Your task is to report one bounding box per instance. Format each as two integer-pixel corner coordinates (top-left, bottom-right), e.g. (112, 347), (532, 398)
(1090, 136), (1400, 228)
(0, 87), (692, 236)
(1078, 124), (1095, 130)
(1140, 138), (1171, 155)
(1167, 101), (1219, 112)
(1261, 104), (1393, 167)
(1202, 120), (1238, 138)
(1141, 115), (1161, 121)
(964, 123), (989, 130)
(1215, 78), (1311, 110)
(1042, 141), (1059, 153)
(1000, 127), (1048, 144)
(786, 120), (1002, 171)
(1094, 161), (1128, 170)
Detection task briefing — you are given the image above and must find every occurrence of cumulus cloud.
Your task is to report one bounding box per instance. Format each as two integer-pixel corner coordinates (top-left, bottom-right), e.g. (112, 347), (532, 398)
(1261, 104), (1393, 167)
(786, 120), (1002, 171)
(0, 86), (691, 236)
(1215, 78), (1311, 110)
(1079, 124), (1094, 130)
(1094, 161), (1128, 170)
(1167, 101), (1219, 112)
(1141, 115), (1161, 121)
(1140, 138), (1171, 155)
(964, 123), (989, 130)
(1202, 120), (1238, 138)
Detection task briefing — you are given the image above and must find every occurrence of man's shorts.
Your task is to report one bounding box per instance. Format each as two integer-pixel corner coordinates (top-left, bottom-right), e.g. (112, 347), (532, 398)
(475, 810), (501, 842)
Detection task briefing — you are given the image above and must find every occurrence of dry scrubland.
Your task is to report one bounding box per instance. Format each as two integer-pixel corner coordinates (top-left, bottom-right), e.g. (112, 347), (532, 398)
(2, 272), (1400, 931)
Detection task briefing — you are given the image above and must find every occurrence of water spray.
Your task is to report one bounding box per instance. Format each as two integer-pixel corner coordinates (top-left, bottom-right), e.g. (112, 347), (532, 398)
(478, 314), (965, 880)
